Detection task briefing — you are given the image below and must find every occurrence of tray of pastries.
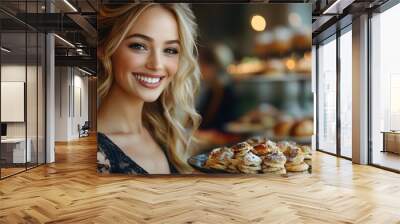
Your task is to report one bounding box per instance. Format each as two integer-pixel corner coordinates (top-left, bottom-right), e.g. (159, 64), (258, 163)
(188, 136), (312, 175)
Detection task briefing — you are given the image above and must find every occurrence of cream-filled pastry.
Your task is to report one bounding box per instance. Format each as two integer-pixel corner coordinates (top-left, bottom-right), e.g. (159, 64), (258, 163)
(283, 145), (304, 165)
(266, 140), (281, 152)
(237, 151), (262, 174)
(285, 162), (309, 172)
(204, 147), (234, 170)
(231, 142), (253, 158)
(251, 143), (269, 158)
(283, 145), (308, 172)
(226, 159), (241, 173)
(276, 141), (295, 154)
(263, 150), (287, 166)
(262, 150), (287, 174)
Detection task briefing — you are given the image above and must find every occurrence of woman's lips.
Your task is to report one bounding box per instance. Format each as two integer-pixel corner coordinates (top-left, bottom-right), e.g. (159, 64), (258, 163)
(133, 73), (164, 89)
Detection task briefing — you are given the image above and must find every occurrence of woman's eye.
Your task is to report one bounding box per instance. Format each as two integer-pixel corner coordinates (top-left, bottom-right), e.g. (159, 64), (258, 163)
(164, 48), (179, 55)
(129, 43), (146, 51)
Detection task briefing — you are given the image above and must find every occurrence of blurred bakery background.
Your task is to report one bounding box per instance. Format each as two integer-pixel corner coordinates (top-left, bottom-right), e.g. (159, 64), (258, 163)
(192, 4), (313, 151)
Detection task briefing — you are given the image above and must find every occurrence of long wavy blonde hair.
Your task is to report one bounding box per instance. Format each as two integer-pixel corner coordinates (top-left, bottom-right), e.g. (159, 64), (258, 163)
(97, 3), (201, 173)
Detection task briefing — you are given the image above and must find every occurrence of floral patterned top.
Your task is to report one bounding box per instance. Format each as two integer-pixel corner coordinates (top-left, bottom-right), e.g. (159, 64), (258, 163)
(97, 132), (178, 174)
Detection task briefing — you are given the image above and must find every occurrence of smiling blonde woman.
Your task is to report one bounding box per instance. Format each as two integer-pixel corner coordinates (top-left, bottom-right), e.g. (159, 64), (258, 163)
(97, 3), (201, 174)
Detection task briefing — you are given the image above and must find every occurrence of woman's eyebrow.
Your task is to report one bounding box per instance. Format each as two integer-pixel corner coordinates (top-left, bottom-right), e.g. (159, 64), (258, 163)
(165, 40), (180, 45)
(126, 33), (151, 41)
(126, 33), (180, 44)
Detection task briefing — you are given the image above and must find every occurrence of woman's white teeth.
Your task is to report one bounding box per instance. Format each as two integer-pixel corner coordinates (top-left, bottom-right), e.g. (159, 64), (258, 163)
(135, 74), (161, 84)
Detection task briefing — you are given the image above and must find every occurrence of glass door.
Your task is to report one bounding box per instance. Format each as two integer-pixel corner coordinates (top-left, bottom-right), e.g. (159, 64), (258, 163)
(0, 0), (47, 179)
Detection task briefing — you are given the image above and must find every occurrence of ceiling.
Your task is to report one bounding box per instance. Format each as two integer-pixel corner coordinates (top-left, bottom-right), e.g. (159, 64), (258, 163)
(311, 0), (389, 42)
(1, 0), (393, 72)
(0, 0), (97, 73)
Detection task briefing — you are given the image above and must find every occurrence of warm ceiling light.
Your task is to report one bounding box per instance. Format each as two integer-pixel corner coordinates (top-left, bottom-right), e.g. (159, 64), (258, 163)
(54, 34), (75, 48)
(1, 47), (11, 53)
(251, 15), (266, 32)
(286, 59), (296, 70)
(288, 13), (302, 28)
(63, 0), (78, 12)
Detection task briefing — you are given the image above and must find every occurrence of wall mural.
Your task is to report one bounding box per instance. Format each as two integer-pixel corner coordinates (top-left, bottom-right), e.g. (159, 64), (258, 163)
(97, 3), (312, 175)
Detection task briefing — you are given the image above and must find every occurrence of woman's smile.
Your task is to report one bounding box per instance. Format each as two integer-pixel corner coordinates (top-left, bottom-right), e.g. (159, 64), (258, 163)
(133, 72), (166, 89)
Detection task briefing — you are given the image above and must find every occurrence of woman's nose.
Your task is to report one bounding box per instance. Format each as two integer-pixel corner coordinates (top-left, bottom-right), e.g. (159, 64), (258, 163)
(145, 50), (163, 71)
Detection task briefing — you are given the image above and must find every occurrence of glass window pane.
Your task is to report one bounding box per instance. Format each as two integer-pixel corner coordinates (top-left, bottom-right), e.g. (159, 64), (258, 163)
(38, 32), (45, 165)
(1, 31), (27, 177)
(1, 0), (46, 179)
(340, 29), (352, 158)
(27, 31), (38, 169)
(371, 3), (400, 171)
(317, 37), (337, 154)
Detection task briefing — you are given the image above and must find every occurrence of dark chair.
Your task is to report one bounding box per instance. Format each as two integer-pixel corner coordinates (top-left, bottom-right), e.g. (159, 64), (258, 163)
(78, 121), (90, 138)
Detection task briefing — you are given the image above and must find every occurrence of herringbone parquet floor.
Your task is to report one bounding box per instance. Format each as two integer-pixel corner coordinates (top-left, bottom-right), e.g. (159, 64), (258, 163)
(1, 135), (400, 224)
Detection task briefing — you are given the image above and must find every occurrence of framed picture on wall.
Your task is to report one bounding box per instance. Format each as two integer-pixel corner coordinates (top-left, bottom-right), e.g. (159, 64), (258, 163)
(1, 81), (25, 122)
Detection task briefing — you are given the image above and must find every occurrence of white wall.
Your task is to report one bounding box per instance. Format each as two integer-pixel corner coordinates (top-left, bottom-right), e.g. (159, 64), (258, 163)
(55, 66), (69, 141)
(54, 67), (89, 141)
(72, 73), (89, 138)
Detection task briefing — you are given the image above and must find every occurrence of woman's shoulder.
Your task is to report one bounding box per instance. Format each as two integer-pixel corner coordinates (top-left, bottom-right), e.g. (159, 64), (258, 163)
(97, 132), (115, 174)
(97, 149), (111, 174)
(97, 132), (149, 174)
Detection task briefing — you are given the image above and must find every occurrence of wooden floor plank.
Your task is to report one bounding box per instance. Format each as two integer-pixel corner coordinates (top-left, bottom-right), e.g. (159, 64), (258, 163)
(0, 135), (400, 223)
